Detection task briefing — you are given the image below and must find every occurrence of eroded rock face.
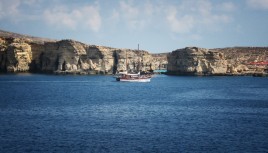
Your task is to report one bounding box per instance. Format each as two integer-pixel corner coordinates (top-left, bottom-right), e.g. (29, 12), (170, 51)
(6, 43), (32, 72)
(212, 47), (268, 75)
(40, 40), (88, 73)
(151, 53), (168, 70)
(167, 47), (268, 76)
(114, 49), (153, 73)
(0, 37), (167, 74)
(2, 34), (266, 76)
(167, 47), (227, 75)
(0, 38), (7, 71)
(0, 37), (32, 72)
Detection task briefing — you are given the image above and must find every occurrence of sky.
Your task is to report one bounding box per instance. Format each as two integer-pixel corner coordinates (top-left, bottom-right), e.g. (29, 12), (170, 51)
(0, 0), (268, 53)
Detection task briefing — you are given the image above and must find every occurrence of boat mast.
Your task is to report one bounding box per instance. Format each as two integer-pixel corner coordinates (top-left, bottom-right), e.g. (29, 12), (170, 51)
(138, 44), (141, 73)
(125, 50), (127, 73)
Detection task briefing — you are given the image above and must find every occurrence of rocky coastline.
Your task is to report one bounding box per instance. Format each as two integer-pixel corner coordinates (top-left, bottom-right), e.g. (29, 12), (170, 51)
(167, 47), (268, 76)
(0, 30), (267, 76)
(0, 34), (167, 75)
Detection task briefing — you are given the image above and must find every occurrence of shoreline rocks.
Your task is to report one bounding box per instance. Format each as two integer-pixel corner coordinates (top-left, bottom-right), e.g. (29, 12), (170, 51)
(167, 47), (268, 76)
(0, 37), (167, 74)
(1, 30), (267, 77)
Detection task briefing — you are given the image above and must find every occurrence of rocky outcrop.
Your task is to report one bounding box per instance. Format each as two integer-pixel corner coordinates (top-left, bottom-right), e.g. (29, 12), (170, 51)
(1, 30), (267, 76)
(151, 53), (168, 70)
(167, 47), (227, 75)
(39, 40), (158, 74)
(0, 36), (167, 74)
(167, 47), (268, 76)
(212, 47), (268, 75)
(0, 38), (32, 72)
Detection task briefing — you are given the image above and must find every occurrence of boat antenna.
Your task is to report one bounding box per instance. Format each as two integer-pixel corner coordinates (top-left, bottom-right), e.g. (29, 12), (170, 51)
(138, 44), (141, 73)
(126, 50), (128, 73)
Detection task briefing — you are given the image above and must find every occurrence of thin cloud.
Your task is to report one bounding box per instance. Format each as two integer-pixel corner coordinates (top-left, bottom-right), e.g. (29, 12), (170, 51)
(43, 6), (77, 29)
(120, 1), (139, 20)
(81, 6), (102, 32)
(219, 2), (236, 12)
(109, 9), (120, 22)
(247, 0), (268, 9)
(166, 7), (194, 33)
(117, 0), (155, 30)
(0, 0), (45, 22)
(165, 0), (233, 34)
(43, 5), (102, 32)
(0, 0), (21, 20)
(23, 0), (42, 6)
(119, 0), (142, 29)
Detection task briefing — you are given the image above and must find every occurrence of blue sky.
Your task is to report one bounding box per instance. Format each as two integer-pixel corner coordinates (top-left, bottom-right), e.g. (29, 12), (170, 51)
(0, 0), (268, 53)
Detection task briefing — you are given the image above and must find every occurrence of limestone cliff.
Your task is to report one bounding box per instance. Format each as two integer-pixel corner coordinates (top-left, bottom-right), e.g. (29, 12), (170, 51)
(167, 47), (227, 75)
(212, 47), (268, 75)
(167, 47), (268, 76)
(2, 30), (267, 76)
(151, 53), (168, 70)
(39, 40), (159, 74)
(0, 36), (166, 74)
(0, 37), (32, 72)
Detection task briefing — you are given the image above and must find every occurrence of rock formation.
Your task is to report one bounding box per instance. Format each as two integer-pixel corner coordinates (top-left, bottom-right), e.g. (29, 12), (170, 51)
(167, 47), (268, 76)
(167, 47), (227, 75)
(1, 29), (267, 76)
(0, 38), (32, 72)
(0, 35), (167, 74)
(212, 47), (268, 75)
(151, 53), (168, 70)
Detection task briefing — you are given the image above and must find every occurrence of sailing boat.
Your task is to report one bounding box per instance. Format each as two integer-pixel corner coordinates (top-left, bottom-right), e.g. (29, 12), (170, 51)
(116, 72), (151, 82)
(116, 44), (151, 82)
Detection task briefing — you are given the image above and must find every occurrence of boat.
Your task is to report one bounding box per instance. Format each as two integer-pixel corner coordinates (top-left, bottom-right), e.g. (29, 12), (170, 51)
(113, 71), (128, 78)
(116, 72), (151, 82)
(115, 44), (151, 82)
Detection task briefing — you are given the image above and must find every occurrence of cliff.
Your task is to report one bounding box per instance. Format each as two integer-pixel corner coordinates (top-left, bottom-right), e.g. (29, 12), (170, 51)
(167, 47), (268, 76)
(1, 30), (267, 76)
(0, 32), (166, 74)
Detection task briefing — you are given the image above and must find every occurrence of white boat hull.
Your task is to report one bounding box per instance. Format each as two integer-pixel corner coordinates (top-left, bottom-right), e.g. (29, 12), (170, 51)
(115, 72), (152, 82)
(117, 78), (151, 82)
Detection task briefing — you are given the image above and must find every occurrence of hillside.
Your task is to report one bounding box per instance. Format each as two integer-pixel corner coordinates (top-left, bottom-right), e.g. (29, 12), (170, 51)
(0, 29), (167, 74)
(167, 47), (268, 76)
(1, 29), (267, 76)
(0, 29), (56, 44)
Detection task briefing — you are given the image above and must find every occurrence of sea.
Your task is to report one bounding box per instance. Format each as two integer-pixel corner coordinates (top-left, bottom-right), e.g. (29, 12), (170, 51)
(0, 74), (268, 153)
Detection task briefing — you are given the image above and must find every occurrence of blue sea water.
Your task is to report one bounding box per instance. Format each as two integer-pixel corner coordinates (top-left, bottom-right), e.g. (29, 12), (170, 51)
(0, 74), (268, 153)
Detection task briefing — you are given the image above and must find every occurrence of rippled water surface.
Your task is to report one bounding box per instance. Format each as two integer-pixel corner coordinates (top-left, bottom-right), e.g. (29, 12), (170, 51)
(0, 74), (268, 152)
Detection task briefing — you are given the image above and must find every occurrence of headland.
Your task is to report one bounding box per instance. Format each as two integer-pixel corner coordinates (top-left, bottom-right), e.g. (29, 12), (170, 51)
(0, 29), (267, 76)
